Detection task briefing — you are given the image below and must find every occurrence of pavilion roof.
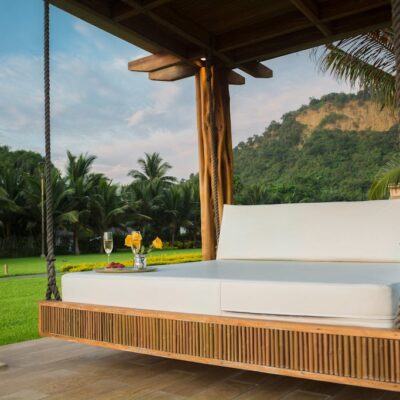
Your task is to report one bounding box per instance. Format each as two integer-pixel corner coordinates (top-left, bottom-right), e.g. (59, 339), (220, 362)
(50, 0), (391, 80)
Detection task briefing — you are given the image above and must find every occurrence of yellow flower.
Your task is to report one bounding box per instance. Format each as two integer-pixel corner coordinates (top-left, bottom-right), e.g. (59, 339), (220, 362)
(152, 237), (163, 250)
(124, 235), (132, 247)
(131, 231), (142, 250)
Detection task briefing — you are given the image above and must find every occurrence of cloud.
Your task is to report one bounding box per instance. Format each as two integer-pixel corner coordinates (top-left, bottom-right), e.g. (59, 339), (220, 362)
(0, 16), (354, 183)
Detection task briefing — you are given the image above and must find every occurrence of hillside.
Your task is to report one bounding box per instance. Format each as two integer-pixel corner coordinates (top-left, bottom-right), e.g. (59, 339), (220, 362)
(233, 92), (399, 204)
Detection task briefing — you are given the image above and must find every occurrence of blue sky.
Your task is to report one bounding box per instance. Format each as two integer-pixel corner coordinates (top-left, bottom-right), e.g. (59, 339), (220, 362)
(0, 0), (353, 182)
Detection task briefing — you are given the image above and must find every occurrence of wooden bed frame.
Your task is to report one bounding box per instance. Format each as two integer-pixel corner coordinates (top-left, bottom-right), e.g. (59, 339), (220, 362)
(39, 301), (400, 392)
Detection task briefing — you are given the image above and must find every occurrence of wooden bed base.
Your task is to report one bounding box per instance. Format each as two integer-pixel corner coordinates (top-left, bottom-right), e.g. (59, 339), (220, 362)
(39, 301), (400, 392)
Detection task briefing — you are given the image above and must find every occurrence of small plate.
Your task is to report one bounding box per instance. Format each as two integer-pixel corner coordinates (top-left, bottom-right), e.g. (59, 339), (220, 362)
(95, 267), (158, 273)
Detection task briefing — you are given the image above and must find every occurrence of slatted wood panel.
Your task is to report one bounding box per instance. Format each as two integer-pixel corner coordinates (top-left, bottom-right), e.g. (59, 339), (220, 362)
(39, 301), (400, 392)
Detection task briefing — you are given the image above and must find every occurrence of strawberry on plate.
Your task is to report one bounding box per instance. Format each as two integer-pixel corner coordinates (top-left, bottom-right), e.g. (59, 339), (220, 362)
(106, 262), (126, 269)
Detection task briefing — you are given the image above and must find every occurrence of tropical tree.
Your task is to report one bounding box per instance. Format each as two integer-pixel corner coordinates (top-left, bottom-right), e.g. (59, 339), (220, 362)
(162, 183), (196, 245)
(25, 169), (78, 233)
(128, 152), (176, 184)
(65, 151), (102, 254)
(369, 155), (400, 199)
(0, 168), (25, 237)
(90, 179), (129, 252)
(313, 29), (395, 110)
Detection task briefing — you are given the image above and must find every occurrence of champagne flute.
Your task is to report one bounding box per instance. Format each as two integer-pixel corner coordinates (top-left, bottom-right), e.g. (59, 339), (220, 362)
(103, 232), (113, 266)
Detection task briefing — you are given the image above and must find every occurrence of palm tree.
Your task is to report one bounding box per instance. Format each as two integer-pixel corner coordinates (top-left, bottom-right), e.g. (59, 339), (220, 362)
(163, 180), (201, 245)
(25, 169), (78, 233)
(128, 152), (176, 184)
(65, 151), (102, 254)
(313, 29), (395, 110)
(369, 155), (400, 199)
(241, 183), (269, 205)
(90, 179), (129, 252)
(0, 168), (25, 238)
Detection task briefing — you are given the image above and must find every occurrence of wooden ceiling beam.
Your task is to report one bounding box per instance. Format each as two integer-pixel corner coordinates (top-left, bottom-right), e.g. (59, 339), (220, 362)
(149, 63), (197, 81)
(216, 0), (388, 53)
(128, 53), (182, 72)
(232, 6), (391, 64)
(50, 0), (188, 59)
(320, 0), (390, 22)
(227, 70), (246, 85)
(239, 61), (273, 78)
(216, 12), (311, 52)
(113, 0), (173, 22)
(290, 0), (331, 37)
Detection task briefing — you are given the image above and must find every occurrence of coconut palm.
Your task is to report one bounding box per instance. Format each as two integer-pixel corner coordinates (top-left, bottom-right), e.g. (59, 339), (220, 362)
(369, 155), (400, 199)
(313, 29), (395, 110)
(162, 184), (195, 245)
(65, 151), (102, 254)
(0, 168), (25, 237)
(128, 152), (176, 184)
(90, 179), (129, 252)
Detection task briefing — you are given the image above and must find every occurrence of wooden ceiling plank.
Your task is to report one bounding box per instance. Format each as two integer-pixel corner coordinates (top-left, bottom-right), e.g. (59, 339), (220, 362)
(290, 0), (331, 36)
(216, 12), (311, 52)
(232, 7), (391, 64)
(128, 53), (182, 72)
(320, 0), (390, 22)
(239, 61), (273, 78)
(149, 63), (197, 81)
(227, 70), (246, 85)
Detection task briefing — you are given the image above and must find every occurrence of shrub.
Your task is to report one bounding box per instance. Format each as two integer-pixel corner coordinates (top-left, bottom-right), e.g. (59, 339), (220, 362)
(60, 252), (202, 273)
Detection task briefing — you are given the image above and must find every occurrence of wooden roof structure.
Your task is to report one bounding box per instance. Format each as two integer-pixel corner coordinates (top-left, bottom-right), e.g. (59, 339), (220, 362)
(50, 0), (392, 83)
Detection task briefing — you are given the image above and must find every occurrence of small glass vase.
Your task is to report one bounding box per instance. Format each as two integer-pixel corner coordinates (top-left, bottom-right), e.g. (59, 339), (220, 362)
(134, 254), (147, 270)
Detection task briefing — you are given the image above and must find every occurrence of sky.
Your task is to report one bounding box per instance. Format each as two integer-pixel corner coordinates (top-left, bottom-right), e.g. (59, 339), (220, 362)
(0, 0), (354, 183)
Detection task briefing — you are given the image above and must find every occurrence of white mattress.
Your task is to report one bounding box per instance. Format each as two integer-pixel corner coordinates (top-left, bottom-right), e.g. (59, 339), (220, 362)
(62, 260), (400, 328)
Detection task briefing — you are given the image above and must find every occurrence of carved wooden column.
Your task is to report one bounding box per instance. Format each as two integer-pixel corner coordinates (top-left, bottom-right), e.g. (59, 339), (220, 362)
(195, 66), (233, 260)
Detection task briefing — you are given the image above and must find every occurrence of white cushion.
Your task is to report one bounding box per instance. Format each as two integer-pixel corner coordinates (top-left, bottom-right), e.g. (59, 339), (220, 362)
(62, 259), (400, 328)
(217, 201), (400, 262)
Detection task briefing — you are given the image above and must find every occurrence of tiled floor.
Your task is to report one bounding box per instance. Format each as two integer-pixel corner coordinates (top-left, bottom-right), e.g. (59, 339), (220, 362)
(0, 338), (397, 399)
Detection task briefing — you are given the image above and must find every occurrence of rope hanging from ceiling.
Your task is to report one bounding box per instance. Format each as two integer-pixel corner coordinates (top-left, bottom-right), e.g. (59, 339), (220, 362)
(43, 0), (61, 300)
(205, 54), (221, 245)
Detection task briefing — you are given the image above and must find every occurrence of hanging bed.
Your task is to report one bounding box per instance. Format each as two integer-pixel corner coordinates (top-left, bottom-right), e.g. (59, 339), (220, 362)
(40, 200), (400, 392)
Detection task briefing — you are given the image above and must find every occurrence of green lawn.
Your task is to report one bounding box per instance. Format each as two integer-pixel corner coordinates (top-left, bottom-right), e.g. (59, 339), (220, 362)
(0, 248), (201, 277)
(0, 276), (61, 346)
(0, 249), (202, 346)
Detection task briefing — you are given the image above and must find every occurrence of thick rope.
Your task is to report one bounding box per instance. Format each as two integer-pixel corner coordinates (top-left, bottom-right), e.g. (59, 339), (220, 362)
(44, 0), (61, 301)
(393, 0), (400, 327)
(395, 307), (400, 329)
(205, 58), (221, 244)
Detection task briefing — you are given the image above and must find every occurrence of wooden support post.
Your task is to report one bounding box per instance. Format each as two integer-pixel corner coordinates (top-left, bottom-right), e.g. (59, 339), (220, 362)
(195, 66), (233, 260)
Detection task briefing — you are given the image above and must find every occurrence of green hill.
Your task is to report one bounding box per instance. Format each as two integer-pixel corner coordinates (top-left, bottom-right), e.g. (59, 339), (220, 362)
(233, 92), (399, 204)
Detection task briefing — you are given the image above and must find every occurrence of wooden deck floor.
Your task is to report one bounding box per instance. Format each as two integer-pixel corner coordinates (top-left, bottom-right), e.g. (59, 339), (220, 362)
(0, 339), (398, 400)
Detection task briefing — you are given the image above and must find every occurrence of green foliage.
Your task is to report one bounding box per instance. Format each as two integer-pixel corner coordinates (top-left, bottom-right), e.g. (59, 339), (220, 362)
(0, 149), (201, 256)
(312, 30), (395, 110)
(60, 252), (202, 272)
(234, 93), (398, 204)
(369, 154), (400, 199)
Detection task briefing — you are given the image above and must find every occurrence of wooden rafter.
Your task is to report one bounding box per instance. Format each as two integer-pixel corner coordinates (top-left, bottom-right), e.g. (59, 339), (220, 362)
(290, 0), (331, 37)
(128, 53), (181, 72)
(231, 6), (391, 63)
(50, 0), (392, 69)
(112, 0), (172, 22)
(119, 0), (272, 78)
(149, 63), (197, 81)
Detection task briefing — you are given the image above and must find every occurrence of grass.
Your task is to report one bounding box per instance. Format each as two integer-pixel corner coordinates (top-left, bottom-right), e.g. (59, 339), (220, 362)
(0, 276), (61, 346)
(0, 249), (202, 346)
(0, 248), (201, 278)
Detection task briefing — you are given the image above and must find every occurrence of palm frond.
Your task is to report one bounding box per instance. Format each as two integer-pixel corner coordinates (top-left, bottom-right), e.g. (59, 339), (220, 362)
(312, 30), (395, 110)
(368, 154), (400, 199)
